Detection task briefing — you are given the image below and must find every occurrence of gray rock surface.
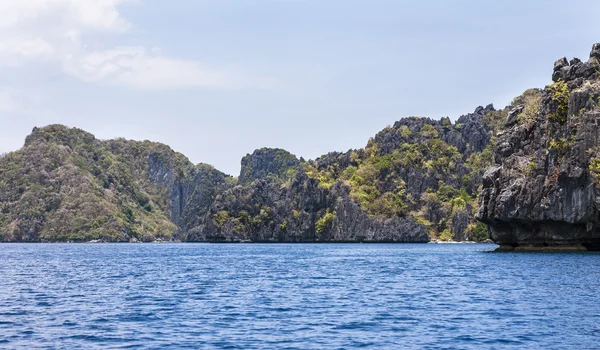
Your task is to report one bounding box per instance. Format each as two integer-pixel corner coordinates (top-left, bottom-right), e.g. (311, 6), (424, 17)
(477, 43), (600, 250)
(177, 151), (430, 243)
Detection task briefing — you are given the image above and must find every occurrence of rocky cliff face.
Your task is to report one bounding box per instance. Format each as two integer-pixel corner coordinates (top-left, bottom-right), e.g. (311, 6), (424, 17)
(0, 89), (507, 242)
(239, 148), (301, 184)
(477, 43), (600, 251)
(8, 44), (600, 245)
(304, 105), (503, 242)
(218, 102), (505, 243)
(0, 126), (432, 242)
(0, 126), (195, 242)
(180, 149), (429, 243)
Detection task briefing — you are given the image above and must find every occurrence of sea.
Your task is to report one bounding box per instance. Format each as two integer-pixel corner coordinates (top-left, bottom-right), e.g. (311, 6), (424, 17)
(1, 243), (599, 349)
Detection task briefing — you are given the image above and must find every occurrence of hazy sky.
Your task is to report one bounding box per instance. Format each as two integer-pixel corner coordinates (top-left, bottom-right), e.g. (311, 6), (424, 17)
(1, 0), (600, 175)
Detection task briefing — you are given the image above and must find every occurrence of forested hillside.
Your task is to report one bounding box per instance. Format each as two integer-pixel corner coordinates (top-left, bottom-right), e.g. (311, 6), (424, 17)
(0, 104), (509, 242)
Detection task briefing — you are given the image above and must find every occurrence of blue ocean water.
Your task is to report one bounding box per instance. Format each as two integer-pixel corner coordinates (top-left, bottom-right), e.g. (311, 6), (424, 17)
(0, 243), (599, 349)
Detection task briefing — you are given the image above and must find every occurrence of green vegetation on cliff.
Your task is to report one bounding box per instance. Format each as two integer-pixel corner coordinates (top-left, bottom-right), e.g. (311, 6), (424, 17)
(304, 105), (506, 241)
(0, 104), (506, 242)
(477, 43), (600, 250)
(0, 125), (196, 242)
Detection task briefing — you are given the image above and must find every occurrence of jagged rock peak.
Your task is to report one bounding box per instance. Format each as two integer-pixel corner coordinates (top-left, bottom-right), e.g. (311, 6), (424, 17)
(552, 43), (600, 89)
(477, 42), (600, 251)
(239, 148), (301, 184)
(24, 124), (96, 148)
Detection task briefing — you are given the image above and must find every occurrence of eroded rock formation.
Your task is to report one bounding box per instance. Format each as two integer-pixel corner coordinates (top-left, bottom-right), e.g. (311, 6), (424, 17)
(477, 43), (600, 251)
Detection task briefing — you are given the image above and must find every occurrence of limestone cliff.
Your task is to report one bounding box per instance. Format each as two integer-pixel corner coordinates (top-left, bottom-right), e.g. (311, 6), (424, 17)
(0, 88), (506, 242)
(477, 43), (600, 250)
(184, 149), (428, 242)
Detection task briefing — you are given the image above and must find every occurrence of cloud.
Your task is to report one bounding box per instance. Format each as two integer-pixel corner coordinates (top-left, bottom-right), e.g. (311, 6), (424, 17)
(0, 0), (132, 33)
(0, 0), (268, 90)
(62, 46), (270, 90)
(0, 37), (56, 65)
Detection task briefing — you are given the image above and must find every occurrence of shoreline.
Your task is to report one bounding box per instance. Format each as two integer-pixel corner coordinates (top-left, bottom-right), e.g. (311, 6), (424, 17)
(0, 240), (495, 244)
(428, 239), (494, 244)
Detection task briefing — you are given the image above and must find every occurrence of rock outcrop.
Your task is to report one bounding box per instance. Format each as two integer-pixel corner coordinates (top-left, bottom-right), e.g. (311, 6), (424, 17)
(0, 128), (432, 243)
(239, 148), (300, 184)
(477, 43), (600, 251)
(0, 79), (509, 242)
(181, 149), (429, 243)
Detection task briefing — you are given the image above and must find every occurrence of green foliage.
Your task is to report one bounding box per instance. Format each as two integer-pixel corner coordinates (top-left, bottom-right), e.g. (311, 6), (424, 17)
(315, 211), (336, 234)
(315, 170), (336, 189)
(529, 161), (536, 172)
(482, 109), (507, 136)
(239, 211), (251, 224)
(438, 229), (454, 241)
(341, 165), (357, 180)
(547, 80), (569, 123)
(436, 185), (459, 202)
(397, 125), (412, 138)
(373, 154), (393, 172)
(467, 222), (489, 242)
(419, 124), (439, 138)
(515, 89), (542, 126)
(349, 151), (361, 164)
(252, 206), (273, 226)
(1, 92), (511, 243)
(450, 197), (467, 214)
(240, 148), (300, 184)
(292, 209), (302, 219)
(368, 189), (407, 218)
(589, 154), (600, 185)
(303, 109), (501, 238)
(214, 210), (231, 227)
(285, 168), (298, 179)
(0, 124), (188, 242)
(466, 148), (493, 172)
(279, 220), (288, 231)
(350, 184), (381, 208)
(549, 138), (568, 154)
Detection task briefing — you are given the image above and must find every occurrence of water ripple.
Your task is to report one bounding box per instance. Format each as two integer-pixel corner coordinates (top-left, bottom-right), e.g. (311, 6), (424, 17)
(1, 243), (600, 349)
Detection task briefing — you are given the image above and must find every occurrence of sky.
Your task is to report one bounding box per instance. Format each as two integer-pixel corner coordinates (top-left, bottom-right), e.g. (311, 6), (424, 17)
(1, 0), (600, 175)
